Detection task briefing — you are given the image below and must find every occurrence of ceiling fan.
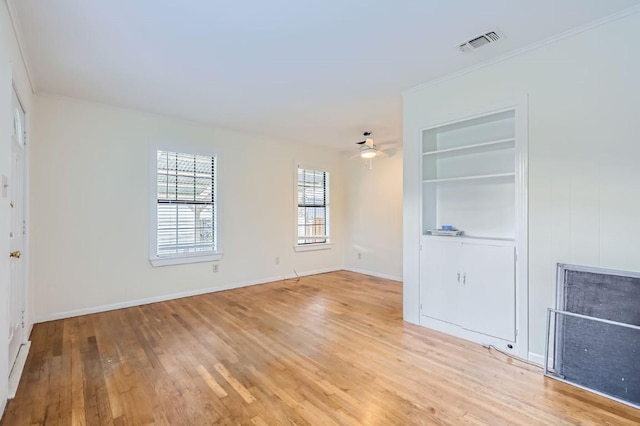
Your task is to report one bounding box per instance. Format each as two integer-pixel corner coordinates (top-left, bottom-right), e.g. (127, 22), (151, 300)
(354, 131), (394, 159)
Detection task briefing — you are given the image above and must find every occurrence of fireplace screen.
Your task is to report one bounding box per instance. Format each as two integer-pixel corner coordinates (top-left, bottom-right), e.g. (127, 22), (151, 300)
(545, 264), (640, 409)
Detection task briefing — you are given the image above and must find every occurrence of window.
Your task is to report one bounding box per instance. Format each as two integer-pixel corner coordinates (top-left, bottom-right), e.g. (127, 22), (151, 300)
(150, 149), (221, 266)
(296, 167), (331, 250)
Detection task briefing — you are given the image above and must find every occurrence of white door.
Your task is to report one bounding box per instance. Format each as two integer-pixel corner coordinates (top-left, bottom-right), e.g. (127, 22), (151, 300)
(420, 239), (462, 325)
(8, 88), (26, 372)
(459, 243), (515, 341)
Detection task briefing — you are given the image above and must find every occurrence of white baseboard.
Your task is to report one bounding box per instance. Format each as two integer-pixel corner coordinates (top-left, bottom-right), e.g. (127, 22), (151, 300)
(25, 322), (33, 341)
(528, 352), (553, 367)
(420, 314), (525, 358)
(343, 267), (402, 282)
(0, 397), (5, 423)
(35, 267), (341, 323)
(8, 342), (31, 398)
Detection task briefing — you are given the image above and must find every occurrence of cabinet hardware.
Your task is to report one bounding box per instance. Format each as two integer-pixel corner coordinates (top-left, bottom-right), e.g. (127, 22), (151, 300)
(457, 272), (460, 283)
(462, 273), (466, 285)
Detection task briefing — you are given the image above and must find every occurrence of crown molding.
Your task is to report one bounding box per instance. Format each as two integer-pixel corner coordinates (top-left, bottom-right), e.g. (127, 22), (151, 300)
(402, 4), (640, 96)
(4, 0), (37, 93)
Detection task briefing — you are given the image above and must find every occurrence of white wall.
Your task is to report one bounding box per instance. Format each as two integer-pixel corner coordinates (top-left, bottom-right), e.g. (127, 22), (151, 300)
(344, 151), (403, 281)
(30, 95), (346, 321)
(403, 11), (640, 358)
(0, 1), (33, 413)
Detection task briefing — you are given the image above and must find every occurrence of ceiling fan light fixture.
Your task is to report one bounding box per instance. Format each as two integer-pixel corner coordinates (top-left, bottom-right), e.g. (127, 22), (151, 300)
(360, 149), (377, 159)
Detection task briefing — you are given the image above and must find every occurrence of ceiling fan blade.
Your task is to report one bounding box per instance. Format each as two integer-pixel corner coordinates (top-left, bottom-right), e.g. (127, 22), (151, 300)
(356, 140), (366, 145)
(376, 150), (389, 158)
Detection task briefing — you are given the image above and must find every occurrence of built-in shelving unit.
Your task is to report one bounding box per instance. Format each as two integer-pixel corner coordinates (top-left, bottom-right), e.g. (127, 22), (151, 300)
(417, 105), (528, 357)
(421, 110), (516, 240)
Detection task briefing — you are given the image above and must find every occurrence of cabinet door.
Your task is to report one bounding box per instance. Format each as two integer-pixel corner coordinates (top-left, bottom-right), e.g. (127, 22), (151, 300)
(459, 244), (515, 341)
(420, 239), (462, 325)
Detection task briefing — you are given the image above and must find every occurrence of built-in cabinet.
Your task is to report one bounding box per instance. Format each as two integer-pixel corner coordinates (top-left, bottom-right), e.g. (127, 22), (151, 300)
(420, 237), (515, 342)
(418, 105), (527, 355)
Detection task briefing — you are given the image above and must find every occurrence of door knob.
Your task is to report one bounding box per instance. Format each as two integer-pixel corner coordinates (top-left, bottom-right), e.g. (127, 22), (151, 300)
(9, 250), (21, 258)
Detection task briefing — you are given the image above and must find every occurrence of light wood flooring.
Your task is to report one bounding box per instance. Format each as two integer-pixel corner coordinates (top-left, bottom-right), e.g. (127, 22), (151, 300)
(2, 271), (639, 425)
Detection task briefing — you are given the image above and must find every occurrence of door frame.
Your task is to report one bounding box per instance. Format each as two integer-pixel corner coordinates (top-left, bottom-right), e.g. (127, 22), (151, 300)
(10, 80), (30, 351)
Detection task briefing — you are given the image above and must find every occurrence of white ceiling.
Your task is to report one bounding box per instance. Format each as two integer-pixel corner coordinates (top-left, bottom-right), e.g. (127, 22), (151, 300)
(12, 0), (640, 148)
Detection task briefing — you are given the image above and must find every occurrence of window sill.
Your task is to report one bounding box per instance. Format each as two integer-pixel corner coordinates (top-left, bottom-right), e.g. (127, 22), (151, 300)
(150, 252), (224, 267)
(293, 243), (333, 253)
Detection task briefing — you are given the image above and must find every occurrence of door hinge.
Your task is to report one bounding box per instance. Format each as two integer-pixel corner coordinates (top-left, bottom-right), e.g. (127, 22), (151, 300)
(515, 328), (518, 337)
(21, 310), (25, 328)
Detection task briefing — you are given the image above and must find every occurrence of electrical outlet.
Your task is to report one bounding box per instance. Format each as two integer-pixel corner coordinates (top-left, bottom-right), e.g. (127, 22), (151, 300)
(275, 257), (280, 265)
(357, 252), (362, 260)
(212, 263), (219, 273)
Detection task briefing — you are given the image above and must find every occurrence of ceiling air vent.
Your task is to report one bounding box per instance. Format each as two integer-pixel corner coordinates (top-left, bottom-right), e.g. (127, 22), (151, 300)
(459, 28), (505, 53)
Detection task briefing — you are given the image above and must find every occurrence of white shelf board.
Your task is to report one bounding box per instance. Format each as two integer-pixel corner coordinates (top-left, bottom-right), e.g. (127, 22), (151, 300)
(422, 138), (515, 156)
(421, 234), (515, 246)
(422, 172), (515, 184)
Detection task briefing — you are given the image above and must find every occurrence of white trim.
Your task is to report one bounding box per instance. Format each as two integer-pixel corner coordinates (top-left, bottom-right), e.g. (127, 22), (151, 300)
(34, 267), (342, 323)
(294, 161), (332, 250)
(402, 5), (640, 96)
(149, 142), (222, 267)
(416, 98), (524, 133)
(343, 267), (402, 282)
(0, 399), (5, 422)
(422, 235), (514, 246)
(8, 341), (30, 398)
(14, 81), (32, 345)
(528, 352), (551, 367)
(420, 315), (519, 353)
(514, 96), (529, 360)
(25, 322), (33, 343)
(150, 252), (224, 267)
(4, 0), (37, 93)
(293, 243), (333, 252)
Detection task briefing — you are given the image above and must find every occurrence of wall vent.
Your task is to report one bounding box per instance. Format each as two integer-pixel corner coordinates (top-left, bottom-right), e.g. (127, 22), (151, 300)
(459, 28), (505, 53)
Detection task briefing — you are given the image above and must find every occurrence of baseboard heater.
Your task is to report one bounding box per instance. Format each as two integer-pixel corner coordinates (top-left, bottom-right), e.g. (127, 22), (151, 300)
(544, 264), (640, 409)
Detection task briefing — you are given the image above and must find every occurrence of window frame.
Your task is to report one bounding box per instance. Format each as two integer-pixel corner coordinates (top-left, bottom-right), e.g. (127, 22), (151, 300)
(294, 162), (333, 252)
(149, 142), (223, 267)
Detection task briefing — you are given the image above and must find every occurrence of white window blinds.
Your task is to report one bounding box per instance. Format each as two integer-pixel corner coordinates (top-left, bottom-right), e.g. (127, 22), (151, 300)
(156, 150), (217, 256)
(297, 167), (329, 245)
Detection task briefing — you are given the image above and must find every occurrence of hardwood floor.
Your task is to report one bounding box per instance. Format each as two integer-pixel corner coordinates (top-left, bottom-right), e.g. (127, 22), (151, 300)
(2, 271), (639, 425)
